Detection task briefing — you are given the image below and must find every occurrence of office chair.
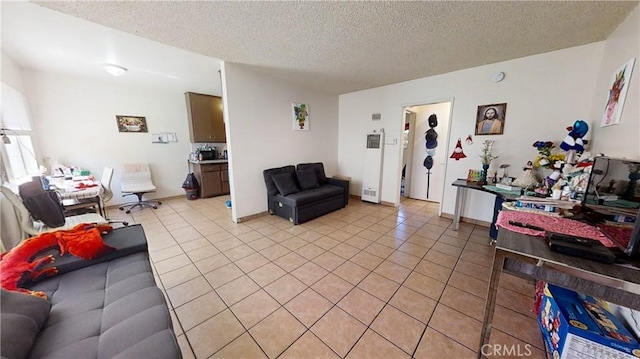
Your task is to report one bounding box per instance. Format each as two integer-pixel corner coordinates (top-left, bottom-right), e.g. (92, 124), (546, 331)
(119, 163), (162, 214)
(1, 185), (109, 240)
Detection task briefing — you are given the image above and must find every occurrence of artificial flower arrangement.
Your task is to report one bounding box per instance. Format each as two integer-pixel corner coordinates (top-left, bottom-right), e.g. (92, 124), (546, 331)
(480, 140), (499, 165)
(532, 141), (565, 169)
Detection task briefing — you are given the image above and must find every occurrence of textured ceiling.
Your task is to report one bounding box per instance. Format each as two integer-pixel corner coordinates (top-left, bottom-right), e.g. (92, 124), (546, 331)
(28, 1), (640, 94)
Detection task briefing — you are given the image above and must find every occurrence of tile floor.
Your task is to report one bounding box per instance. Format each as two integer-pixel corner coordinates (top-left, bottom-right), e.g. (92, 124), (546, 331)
(108, 196), (546, 359)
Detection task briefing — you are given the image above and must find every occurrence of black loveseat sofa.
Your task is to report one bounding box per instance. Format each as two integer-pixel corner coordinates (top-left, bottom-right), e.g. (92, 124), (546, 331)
(263, 162), (349, 225)
(0, 224), (182, 359)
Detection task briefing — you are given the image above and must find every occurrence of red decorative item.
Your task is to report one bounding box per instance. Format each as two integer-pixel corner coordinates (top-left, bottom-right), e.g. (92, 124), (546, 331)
(465, 135), (473, 145)
(0, 223), (114, 298)
(75, 182), (98, 189)
(449, 138), (467, 160)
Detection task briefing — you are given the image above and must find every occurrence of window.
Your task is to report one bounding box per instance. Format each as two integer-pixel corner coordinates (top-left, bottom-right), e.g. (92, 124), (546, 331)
(1, 82), (39, 183)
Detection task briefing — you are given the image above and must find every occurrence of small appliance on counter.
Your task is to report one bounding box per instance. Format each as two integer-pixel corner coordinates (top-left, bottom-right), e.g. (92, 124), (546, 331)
(197, 148), (218, 161)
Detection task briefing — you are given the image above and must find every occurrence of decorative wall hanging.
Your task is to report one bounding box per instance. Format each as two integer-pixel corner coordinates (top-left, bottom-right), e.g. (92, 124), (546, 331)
(292, 103), (310, 131)
(116, 116), (148, 133)
(450, 138), (467, 160)
(475, 103), (506, 135)
(601, 58), (635, 127)
(465, 135), (473, 145)
(424, 114), (438, 198)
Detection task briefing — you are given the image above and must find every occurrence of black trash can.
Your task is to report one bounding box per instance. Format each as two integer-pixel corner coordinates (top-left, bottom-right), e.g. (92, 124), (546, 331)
(182, 173), (200, 200)
(185, 188), (199, 200)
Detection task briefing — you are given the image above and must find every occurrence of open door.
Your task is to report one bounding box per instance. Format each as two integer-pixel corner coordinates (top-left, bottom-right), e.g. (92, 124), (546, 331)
(401, 110), (416, 198)
(402, 101), (452, 204)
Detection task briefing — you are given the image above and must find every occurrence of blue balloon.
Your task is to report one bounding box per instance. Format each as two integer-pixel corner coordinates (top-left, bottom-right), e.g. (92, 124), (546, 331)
(571, 120), (589, 139)
(560, 120), (589, 152)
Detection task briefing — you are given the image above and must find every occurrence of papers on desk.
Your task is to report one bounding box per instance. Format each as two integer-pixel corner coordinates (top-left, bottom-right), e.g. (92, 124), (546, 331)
(516, 196), (577, 209)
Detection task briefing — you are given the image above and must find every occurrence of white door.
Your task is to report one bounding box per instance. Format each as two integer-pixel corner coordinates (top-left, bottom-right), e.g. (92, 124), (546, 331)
(402, 111), (416, 197)
(408, 101), (451, 203)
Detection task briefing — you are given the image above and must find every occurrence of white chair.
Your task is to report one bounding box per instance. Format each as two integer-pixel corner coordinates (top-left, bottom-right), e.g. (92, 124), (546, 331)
(119, 163), (162, 213)
(1, 185), (109, 240)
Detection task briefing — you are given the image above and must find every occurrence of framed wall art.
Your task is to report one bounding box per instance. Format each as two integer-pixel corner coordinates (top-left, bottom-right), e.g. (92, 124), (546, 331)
(475, 103), (506, 136)
(601, 58), (635, 127)
(292, 103), (309, 131)
(116, 115), (148, 133)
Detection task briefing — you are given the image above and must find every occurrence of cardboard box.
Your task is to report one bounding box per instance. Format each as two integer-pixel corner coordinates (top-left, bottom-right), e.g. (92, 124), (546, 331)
(538, 283), (640, 359)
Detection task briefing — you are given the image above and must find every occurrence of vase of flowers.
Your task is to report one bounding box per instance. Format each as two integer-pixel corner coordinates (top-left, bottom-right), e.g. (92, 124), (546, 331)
(532, 141), (565, 169)
(480, 140), (498, 184)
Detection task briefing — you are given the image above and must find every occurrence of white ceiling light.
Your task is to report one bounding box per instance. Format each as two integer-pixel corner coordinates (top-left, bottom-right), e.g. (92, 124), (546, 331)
(103, 63), (127, 76)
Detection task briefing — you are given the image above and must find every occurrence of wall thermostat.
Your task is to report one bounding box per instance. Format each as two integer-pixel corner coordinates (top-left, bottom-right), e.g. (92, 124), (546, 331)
(492, 72), (505, 82)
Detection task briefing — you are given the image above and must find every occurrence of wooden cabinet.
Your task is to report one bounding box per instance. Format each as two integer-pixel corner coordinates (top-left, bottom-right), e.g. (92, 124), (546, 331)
(185, 92), (226, 143)
(192, 162), (230, 198)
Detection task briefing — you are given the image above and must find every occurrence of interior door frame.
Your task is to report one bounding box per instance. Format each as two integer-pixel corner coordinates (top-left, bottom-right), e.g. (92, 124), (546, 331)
(398, 98), (455, 216)
(402, 110), (417, 198)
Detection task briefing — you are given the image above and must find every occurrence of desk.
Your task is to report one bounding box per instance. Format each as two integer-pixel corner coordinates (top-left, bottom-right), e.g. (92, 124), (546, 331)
(53, 180), (104, 216)
(452, 179), (520, 231)
(478, 229), (640, 358)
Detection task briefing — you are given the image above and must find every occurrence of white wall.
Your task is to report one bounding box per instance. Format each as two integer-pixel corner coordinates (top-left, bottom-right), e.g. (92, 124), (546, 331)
(2, 52), (27, 92)
(339, 43), (606, 223)
(222, 63), (339, 221)
(22, 70), (193, 204)
(589, 5), (640, 159)
(1, 52), (27, 247)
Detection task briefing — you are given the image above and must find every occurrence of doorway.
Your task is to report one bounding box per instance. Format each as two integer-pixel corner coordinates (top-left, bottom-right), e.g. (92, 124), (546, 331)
(400, 100), (453, 206)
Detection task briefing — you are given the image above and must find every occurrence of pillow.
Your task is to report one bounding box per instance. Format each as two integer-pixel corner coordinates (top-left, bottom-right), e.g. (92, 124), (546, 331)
(296, 169), (320, 190)
(297, 163), (328, 185)
(272, 173), (300, 196)
(1, 289), (51, 359)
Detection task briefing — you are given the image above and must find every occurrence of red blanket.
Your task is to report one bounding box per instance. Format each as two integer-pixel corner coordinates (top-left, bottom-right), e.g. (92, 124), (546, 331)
(496, 211), (615, 247)
(0, 223), (113, 299)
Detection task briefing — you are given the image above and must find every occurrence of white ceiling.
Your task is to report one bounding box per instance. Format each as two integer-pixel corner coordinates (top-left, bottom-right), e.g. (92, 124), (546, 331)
(1, 2), (222, 95)
(3, 1), (639, 95)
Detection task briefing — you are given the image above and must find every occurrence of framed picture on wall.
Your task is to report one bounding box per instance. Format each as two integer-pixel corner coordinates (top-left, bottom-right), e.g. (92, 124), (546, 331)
(292, 103), (309, 131)
(116, 115), (148, 133)
(475, 103), (506, 136)
(601, 58), (635, 127)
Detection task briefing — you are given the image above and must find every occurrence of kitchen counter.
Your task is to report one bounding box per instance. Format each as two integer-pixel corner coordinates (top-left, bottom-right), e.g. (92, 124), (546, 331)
(188, 159), (228, 164)
(189, 161), (230, 198)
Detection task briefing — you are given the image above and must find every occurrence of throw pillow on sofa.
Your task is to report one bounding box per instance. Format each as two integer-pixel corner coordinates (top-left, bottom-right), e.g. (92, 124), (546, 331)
(272, 173), (300, 196)
(1, 289), (51, 359)
(297, 163), (328, 185)
(296, 169), (320, 190)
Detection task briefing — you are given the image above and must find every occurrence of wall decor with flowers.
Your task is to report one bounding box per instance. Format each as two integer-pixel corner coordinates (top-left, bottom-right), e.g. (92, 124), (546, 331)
(292, 103), (309, 131)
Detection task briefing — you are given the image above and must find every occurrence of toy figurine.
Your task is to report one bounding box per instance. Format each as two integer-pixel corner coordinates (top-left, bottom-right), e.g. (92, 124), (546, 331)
(560, 120), (589, 153)
(512, 161), (539, 189)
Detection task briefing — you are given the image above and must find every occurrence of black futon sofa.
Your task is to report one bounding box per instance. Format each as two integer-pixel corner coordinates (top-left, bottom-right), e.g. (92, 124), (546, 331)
(0, 224), (182, 359)
(263, 162), (349, 224)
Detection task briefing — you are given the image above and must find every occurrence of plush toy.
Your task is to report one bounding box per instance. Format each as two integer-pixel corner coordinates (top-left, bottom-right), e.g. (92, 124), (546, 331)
(0, 223), (113, 299)
(560, 120), (589, 152)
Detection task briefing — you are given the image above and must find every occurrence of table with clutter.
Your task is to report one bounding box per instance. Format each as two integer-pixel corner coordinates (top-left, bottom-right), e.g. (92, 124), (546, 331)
(478, 225), (640, 359)
(47, 166), (105, 216)
(452, 120), (597, 236)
